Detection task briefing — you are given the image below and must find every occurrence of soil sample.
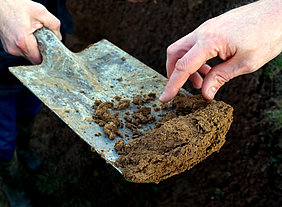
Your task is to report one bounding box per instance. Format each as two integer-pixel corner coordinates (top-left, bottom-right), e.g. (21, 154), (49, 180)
(92, 101), (122, 140)
(114, 96), (233, 183)
(92, 93), (158, 139)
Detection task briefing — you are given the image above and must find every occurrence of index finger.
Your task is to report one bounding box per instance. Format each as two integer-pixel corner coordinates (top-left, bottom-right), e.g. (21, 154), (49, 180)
(166, 33), (194, 78)
(24, 33), (42, 64)
(34, 4), (62, 40)
(160, 43), (217, 103)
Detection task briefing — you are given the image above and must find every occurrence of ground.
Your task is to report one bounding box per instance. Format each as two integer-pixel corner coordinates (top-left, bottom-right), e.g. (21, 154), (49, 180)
(0, 0), (281, 206)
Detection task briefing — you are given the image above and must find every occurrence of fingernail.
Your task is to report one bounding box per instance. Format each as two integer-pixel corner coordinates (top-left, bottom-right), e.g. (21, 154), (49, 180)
(207, 87), (217, 100)
(54, 31), (62, 41)
(56, 32), (62, 41)
(159, 92), (167, 103)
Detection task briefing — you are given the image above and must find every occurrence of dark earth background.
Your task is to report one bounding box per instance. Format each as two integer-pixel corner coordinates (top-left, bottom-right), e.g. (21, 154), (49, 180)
(1, 0), (281, 206)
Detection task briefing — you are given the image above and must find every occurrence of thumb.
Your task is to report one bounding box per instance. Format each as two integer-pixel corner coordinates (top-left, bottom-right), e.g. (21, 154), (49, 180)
(201, 59), (238, 100)
(24, 33), (42, 64)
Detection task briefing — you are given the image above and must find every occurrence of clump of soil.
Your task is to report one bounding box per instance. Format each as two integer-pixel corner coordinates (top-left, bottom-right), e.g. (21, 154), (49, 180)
(114, 95), (233, 183)
(92, 101), (123, 140)
(92, 93), (233, 183)
(132, 106), (156, 124)
(113, 99), (131, 110)
(92, 93), (159, 139)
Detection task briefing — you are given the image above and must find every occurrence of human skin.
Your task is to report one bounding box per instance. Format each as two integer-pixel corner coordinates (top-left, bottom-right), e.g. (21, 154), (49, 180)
(0, 0), (142, 65)
(0, 0), (61, 64)
(159, 0), (282, 102)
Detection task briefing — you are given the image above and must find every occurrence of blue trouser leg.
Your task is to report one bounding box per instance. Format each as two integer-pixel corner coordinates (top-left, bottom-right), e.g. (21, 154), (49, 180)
(0, 95), (17, 163)
(15, 90), (42, 121)
(0, 90), (42, 163)
(0, 38), (42, 163)
(0, 0), (72, 163)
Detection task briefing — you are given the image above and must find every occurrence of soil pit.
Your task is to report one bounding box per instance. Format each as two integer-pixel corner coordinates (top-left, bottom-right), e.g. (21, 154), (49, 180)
(92, 94), (233, 183)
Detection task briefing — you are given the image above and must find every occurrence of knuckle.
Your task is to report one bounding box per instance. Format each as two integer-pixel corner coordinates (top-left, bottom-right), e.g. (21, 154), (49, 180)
(34, 3), (48, 14)
(166, 44), (177, 56)
(239, 59), (256, 73)
(201, 19), (214, 29)
(57, 18), (61, 26)
(6, 47), (18, 56)
(55, 18), (61, 29)
(197, 19), (220, 45)
(30, 3), (46, 16)
(15, 35), (28, 53)
(198, 31), (217, 46)
(167, 42), (185, 57)
(199, 18), (218, 33)
(175, 59), (188, 74)
(215, 71), (230, 86)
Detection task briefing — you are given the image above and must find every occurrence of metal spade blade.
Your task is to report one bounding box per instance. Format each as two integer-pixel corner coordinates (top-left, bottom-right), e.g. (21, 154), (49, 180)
(9, 27), (173, 172)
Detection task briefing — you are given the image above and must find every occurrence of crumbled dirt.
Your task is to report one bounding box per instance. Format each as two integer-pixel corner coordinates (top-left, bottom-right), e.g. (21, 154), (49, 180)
(1, 1), (278, 206)
(91, 93), (233, 183)
(133, 94), (142, 105)
(117, 77), (123, 81)
(113, 99), (131, 110)
(132, 105), (156, 124)
(142, 93), (156, 103)
(92, 92), (161, 140)
(114, 96), (122, 101)
(92, 101), (122, 139)
(103, 122), (119, 140)
(132, 93), (156, 105)
(114, 95), (233, 183)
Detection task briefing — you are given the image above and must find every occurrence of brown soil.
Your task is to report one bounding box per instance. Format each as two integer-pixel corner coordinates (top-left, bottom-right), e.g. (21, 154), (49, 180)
(1, 1), (280, 207)
(92, 101), (122, 139)
(92, 93), (158, 139)
(115, 95), (233, 183)
(92, 92), (233, 183)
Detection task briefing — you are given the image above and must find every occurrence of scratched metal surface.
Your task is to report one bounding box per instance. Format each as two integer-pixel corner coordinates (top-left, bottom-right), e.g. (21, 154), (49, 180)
(9, 27), (178, 172)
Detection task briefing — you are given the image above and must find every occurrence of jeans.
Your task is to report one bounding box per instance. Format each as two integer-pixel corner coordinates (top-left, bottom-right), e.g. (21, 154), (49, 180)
(0, 90), (41, 162)
(0, 0), (73, 163)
